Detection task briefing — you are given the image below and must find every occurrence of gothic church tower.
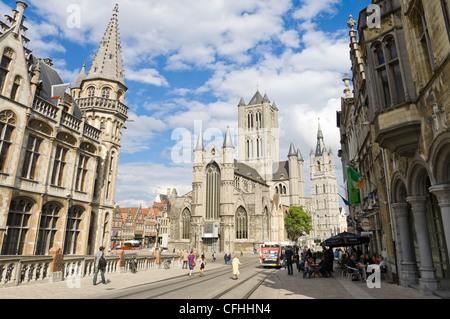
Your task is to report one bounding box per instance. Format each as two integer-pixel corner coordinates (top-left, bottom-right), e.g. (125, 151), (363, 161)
(237, 91), (279, 181)
(72, 4), (128, 254)
(310, 120), (340, 242)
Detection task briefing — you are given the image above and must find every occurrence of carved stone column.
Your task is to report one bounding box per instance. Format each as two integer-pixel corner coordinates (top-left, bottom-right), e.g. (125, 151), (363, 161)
(406, 196), (440, 294)
(428, 184), (450, 264)
(392, 203), (418, 287)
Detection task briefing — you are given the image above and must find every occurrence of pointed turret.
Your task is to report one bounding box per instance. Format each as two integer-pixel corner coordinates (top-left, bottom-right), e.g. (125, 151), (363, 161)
(288, 143), (297, 157)
(195, 129), (205, 151)
(223, 126), (234, 149)
(86, 4), (125, 84)
(238, 97), (246, 107)
(297, 146), (304, 162)
(73, 61), (86, 89)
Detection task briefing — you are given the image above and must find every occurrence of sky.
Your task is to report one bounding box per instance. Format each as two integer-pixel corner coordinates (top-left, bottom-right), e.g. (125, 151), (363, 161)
(1, 0), (368, 208)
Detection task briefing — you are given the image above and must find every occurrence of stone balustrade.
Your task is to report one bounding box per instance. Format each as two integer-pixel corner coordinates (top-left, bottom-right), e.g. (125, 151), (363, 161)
(0, 251), (180, 288)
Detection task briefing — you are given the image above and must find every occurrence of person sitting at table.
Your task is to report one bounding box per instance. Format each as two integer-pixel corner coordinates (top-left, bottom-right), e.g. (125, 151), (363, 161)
(303, 257), (314, 279)
(347, 255), (362, 280)
(364, 254), (375, 265)
(372, 254), (379, 264)
(318, 257), (329, 277)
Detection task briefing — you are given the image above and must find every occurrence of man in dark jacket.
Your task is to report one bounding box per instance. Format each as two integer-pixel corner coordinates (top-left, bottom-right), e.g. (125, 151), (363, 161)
(285, 246), (294, 275)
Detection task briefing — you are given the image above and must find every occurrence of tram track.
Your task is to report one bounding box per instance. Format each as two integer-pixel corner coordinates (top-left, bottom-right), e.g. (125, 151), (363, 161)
(211, 268), (275, 299)
(103, 259), (267, 299)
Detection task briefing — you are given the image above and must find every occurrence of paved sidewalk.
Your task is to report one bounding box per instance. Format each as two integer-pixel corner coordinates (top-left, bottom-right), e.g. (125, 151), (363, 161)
(0, 253), (447, 299)
(0, 256), (226, 299)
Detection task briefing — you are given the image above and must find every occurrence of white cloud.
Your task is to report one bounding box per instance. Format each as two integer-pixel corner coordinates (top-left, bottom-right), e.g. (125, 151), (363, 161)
(292, 0), (342, 20)
(125, 68), (169, 86)
(115, 161), (193, 207)
(121, 112), (167, 154)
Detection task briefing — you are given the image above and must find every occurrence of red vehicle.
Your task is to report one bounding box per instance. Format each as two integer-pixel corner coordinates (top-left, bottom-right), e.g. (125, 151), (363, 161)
(260, 242), (281, 267)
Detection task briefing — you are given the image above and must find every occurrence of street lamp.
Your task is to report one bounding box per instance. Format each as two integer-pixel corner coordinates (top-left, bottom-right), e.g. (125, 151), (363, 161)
(155, 217), (160, 248)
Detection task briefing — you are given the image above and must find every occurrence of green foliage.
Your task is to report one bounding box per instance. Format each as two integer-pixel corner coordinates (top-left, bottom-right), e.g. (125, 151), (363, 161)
(284, 206), (312, 242)
(313, 251), (323, 259)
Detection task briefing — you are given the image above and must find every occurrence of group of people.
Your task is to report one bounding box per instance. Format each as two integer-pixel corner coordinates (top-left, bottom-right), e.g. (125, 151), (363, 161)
(338, 247), (387, 281)
(179, 249), (242, 280)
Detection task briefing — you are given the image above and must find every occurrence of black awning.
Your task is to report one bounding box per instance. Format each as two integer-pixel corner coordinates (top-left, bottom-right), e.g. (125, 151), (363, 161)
(321, 231), (370, 248)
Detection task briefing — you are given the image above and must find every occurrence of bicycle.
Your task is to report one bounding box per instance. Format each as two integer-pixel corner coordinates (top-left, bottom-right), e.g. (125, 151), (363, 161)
(162, 258), (171, 269)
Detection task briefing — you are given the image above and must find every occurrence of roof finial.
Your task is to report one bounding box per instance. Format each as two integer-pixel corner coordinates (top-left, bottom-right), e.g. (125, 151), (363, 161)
(347, 14), (356, 30)
(113, 3), (119, 13)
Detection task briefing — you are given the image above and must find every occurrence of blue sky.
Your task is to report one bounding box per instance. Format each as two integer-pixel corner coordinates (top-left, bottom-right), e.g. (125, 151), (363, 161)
(1, 0), (369, 208)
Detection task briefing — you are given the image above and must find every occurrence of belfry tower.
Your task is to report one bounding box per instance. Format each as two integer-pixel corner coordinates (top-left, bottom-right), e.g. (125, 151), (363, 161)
(72, 4), (129, 253)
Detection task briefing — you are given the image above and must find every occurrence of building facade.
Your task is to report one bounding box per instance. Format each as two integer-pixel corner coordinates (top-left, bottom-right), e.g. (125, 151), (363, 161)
(0, 2), (128, 256)
(168, 90), (345, 253)
(339, 0), (450, 295)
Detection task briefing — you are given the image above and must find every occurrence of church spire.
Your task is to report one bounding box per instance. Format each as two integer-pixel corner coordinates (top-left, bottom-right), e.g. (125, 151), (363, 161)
(86, 4), (125, 84)
(315, 119), (326, 156)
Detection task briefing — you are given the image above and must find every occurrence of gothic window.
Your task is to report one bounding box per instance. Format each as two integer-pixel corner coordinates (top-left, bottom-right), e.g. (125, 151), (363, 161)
(283, 185), (286, 194)
(181, 208), (191, 240)
(0, 50), (13, 95)
(0, 110), (16, 172)
(10, 76), (22, 101)
(87, 86), (95, 97)
(374, 43), (391, 106)
(64, 206), (84, 255)
(35, 202), (61, 255)
(205, 164), (220, 219)
(410, 2), (434, 80)
(75, 154), (89, 192)
(323, 184), (326, 193)
(51, 145), (68, 186)
(102, 87), (110, 99)
(235, 206), (248, 239)
(1, 198), (33, 255)
(262, 207), (269, 241)
(21, 135), (43, 180)
(275, 186), (279, 194)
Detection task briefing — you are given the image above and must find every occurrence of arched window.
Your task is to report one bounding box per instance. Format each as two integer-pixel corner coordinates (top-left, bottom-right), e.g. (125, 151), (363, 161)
(87, 86), (95, 97)
(64, 206), (84, 255)
(36, 202), (61, 255)
(262, 207), (270, 241)
(0, 110), (16, 172)
(10, 75), (22, 101)
(102, 87), (110, 99)
(0, 48), (14, 95)
(235, 206), (248, 239)
(51, 145), (68, 187)
(181, 208), (191, 239)
(206, 164), (220, 219)
(1, 198), (33, 255)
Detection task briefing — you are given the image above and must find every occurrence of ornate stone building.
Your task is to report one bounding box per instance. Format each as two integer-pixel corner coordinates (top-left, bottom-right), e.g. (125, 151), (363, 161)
(168, 90), (344, 253)
(339, 0), (450, 296)
(0, 2), (128, 255)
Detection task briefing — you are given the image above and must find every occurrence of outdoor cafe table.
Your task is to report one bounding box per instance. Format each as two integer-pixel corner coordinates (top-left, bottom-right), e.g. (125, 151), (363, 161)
(311, 263), (321, 278)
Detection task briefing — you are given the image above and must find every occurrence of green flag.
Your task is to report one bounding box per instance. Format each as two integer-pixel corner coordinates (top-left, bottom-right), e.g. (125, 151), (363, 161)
(347, 167), (361, 204)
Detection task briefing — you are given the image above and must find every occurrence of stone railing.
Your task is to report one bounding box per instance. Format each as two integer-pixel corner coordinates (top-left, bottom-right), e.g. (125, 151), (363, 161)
(32, 96), (59, 121)
(76, 97), (129, 118)
(0, 251), (180, 288)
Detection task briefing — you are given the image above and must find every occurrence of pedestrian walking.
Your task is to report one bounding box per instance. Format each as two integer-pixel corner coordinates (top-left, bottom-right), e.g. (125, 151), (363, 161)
(188, 250), (196, 277)
(93, 246), (107, 285)
(212, 251), (216, 263)
(200, 254), (206, 277)
(285, 246), (294, 275)
(232, 254), (242, 280)
(182, 249), (189, 269)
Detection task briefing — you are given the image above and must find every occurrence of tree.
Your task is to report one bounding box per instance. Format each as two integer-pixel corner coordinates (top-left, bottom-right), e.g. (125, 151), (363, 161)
(284, 206), (312, 242)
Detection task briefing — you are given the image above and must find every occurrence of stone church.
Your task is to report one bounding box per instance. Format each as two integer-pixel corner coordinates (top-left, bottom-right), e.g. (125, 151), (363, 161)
(168, 90), (345, 253)
(0, 2), (127, 255)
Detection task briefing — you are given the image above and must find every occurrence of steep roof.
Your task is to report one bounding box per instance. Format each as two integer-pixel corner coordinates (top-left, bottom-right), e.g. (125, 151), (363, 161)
(86, 4), (125, 85)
